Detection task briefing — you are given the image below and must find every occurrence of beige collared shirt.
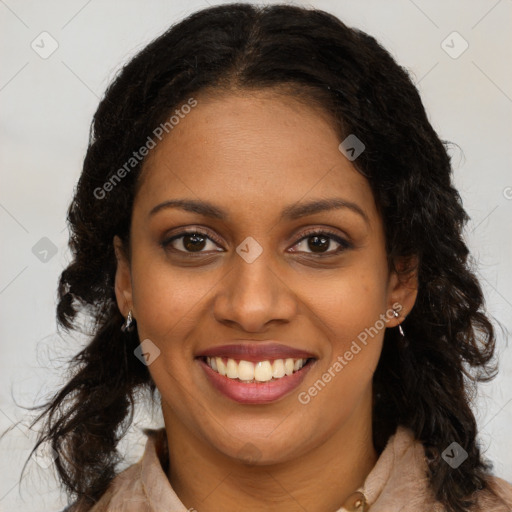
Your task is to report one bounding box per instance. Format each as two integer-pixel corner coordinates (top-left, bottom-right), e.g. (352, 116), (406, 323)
(88, 426), (512, 511)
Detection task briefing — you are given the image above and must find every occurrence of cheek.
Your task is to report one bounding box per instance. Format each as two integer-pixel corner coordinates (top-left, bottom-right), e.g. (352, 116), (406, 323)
(128, 256), (211, 396)
(130, 255), (213, 341)
(291, 268), (388, 446)
(307, 263), (389, 334)
(304, 266), (389, 381)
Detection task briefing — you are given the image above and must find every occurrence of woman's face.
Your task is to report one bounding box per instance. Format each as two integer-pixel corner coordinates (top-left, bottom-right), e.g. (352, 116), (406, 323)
(114, 89), (417, 464)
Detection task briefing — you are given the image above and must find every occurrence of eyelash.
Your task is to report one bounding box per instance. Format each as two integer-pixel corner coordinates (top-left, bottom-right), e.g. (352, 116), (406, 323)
(160, 227), (352, 257)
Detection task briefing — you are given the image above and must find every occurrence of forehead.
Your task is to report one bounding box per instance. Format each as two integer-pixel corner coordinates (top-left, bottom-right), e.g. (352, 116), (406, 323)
(134, 90), (378, 224)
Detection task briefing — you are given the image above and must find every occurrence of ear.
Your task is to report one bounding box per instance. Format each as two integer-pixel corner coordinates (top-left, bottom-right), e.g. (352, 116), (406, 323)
(113, 235), (134, 318)
(386, 255), (418, 328)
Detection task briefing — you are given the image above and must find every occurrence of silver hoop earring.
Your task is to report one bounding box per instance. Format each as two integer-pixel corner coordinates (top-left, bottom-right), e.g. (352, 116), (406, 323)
(121, 310), (134, 332)
(393, 309), (405, 337)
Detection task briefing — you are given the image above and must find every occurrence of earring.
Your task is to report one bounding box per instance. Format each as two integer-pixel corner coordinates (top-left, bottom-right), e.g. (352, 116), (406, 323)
(393, 309), (405, 337)
(121, 310), (135, 332)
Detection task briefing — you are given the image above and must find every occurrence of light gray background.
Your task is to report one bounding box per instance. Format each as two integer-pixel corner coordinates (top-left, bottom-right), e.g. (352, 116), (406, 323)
(1, 1), (511, 510)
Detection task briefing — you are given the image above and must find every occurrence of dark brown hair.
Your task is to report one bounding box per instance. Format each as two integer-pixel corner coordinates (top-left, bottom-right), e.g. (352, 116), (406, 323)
(24, 3), (500, 511)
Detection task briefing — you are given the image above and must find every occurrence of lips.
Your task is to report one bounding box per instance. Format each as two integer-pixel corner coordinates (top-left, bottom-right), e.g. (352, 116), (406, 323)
(195, 341), (318, 403)
(198, 356), (316, 403)
(195, 341), (317, 363)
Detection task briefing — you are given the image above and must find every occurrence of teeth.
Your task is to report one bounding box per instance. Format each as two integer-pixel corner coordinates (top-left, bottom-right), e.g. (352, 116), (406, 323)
(205, 357), (308, 382)
(284, 358), (294, 376)
(216, 357), (227, 376)
(254, 361), (273, 381)
(226, 358), (238, 379)
(238, 360), (255, 381)
(272, 359), (285, 378)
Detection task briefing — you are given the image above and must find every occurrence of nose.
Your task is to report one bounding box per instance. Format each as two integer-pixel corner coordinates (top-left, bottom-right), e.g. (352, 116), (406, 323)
(212, 249), (298, 333)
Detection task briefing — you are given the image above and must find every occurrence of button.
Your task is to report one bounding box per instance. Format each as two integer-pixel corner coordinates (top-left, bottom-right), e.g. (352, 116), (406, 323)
(342, 491), (367, 511)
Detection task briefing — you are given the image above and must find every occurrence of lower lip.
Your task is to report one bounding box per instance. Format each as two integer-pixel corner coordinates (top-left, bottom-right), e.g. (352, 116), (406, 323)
(197, 358), (316, 404)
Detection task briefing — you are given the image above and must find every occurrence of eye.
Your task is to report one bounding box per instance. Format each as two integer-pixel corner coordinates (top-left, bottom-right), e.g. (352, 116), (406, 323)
(161, 227), (352, 256)
(161, 229), (223, 254)
(290, 229), (352, 256)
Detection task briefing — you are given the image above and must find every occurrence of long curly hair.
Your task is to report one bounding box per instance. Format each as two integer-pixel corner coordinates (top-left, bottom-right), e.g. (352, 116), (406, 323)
(26, 3), (500, 511)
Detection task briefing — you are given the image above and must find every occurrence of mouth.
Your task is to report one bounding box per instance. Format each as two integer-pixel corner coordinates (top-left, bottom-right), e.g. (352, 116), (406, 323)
(199, 356), (316, 383)
(196, 355), (317, 404)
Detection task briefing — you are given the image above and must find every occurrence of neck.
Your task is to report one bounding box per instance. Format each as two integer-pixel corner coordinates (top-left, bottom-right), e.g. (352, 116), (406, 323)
(163, 392), (378, 512)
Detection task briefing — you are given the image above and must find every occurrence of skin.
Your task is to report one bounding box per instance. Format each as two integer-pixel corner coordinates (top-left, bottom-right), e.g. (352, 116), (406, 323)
(114, 89), (418, 512)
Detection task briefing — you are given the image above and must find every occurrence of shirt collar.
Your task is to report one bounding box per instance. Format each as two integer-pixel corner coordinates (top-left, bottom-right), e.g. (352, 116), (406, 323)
(137, 425), (435, 511)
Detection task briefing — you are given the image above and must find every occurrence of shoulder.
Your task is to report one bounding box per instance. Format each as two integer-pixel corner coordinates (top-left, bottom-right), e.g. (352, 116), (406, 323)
(87, 455), (147, 511)
(62, 429), (165, 512)
(372, 427), (512, 511)
(67, 461), (144, 512)
(471, 475), (512, 511)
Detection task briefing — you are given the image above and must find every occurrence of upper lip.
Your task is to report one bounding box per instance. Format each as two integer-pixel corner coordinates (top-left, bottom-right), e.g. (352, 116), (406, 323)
(195, 342), (317, 362)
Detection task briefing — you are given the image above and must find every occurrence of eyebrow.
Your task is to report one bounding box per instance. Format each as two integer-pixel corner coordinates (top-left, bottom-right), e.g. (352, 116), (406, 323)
(149, 197), (369, 224)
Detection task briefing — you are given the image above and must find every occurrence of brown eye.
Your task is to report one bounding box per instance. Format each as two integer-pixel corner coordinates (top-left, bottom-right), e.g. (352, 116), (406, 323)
(291, 230), (352, 255)
(161, 230), (223, 254)
(306, 234), (331, 253)
(182, 233), (207, 252)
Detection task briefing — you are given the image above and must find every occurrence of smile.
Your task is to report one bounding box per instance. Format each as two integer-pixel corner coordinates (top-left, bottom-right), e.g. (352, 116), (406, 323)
(197, 356), (316, 404)
(204, 356), (312, 382)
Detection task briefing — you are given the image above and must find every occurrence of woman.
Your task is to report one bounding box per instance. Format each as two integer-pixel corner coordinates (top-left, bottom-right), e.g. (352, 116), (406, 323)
(30, 3), (512, 511)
